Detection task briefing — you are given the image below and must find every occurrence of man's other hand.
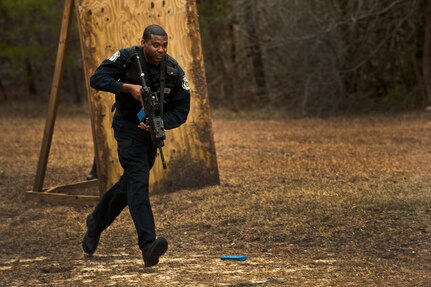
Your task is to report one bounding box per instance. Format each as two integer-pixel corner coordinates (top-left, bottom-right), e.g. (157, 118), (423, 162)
(138, 120), (151, 131)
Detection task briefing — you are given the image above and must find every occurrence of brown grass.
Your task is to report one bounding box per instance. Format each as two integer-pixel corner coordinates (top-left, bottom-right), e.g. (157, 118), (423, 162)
(0, 101), (430, 286)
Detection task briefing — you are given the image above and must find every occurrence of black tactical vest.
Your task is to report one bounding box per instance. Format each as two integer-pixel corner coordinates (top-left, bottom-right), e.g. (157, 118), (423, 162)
(116, 46), (179, 123)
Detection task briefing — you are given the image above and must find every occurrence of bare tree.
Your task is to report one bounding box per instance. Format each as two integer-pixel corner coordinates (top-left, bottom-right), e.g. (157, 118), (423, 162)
(242, 1), (268, 99)
(199, 0), (427, 113)
(423, 0), (431, 107)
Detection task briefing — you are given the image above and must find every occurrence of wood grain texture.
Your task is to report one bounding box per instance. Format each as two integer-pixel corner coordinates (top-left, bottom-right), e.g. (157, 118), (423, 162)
(74, 0), (219, 192)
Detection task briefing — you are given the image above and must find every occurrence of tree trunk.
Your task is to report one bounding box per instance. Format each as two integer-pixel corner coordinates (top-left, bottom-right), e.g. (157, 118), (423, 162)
(25, 58), (38, 95)
(243, 1), (268, 99)
(70, 67), (83, 104)
(423, 0), (431, 106)
(229, 22), (239, 111)
(0, 78), (7, 101)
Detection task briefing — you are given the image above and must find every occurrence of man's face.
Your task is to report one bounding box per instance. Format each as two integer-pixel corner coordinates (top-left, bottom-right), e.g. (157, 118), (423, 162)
(142, 34), (168, 65)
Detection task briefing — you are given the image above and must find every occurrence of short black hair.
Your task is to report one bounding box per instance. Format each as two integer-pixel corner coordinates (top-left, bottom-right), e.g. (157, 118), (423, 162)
(142, 24), (168, 41)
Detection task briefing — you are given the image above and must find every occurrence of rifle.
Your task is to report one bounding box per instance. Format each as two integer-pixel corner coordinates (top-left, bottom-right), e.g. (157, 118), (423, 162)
(135, 54), (167, 169)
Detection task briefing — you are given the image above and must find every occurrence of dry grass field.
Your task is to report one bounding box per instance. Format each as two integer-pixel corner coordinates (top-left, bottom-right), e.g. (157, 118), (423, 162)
(0, 101), (430, 286)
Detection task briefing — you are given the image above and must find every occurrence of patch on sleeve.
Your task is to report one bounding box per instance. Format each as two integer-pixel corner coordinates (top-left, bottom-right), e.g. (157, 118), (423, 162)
(182, 75), (190, 91)
(109, 51), (121, 62)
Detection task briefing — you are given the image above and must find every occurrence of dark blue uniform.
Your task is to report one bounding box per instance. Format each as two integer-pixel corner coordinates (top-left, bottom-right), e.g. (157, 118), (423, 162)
(88, 47), (190, 251)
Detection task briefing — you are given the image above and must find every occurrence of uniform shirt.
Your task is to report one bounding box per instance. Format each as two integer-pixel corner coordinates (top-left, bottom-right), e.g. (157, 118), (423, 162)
(90, 47), (190, 130)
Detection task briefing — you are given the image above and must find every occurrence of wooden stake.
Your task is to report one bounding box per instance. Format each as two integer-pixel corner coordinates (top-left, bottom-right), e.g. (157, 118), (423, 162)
(33, 0), (74, 192)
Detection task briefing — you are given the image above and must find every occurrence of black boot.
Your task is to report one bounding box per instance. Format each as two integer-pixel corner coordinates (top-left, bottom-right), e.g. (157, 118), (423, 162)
(142, 237), (168, 267)
(86, 158), (97, 180)
(82, 214), (102, 255)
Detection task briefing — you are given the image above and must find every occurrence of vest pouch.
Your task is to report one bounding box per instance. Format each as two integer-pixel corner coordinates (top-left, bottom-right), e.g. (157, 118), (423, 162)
(116, 93), (141, 123)
(123, 57), (141, 85)
(166, 65), (178, 77)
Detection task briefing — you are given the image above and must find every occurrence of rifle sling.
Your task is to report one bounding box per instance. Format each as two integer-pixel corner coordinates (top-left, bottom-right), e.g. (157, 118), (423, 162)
(159, 56), (166, 118)
(137, 46), (166, 118)
(137, 47), (149, 83)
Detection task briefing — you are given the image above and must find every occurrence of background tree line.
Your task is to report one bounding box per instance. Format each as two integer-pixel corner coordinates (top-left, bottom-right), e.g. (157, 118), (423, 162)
(1, 0), (431, 115)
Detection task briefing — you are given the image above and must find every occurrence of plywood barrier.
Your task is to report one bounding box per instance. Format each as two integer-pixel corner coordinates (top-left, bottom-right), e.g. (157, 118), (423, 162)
(74, 0), (219, 193)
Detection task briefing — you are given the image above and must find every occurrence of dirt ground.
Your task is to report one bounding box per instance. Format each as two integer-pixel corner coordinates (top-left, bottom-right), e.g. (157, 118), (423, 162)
(0, 101), (430, 286)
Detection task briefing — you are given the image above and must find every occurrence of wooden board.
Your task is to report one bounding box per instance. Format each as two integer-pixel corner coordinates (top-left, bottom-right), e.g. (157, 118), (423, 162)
(26, 180), (100, 204)
(74, 0), (219, 193)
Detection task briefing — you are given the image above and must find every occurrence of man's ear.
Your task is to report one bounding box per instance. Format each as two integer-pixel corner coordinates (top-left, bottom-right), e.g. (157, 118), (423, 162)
(141, 39), (145, 46)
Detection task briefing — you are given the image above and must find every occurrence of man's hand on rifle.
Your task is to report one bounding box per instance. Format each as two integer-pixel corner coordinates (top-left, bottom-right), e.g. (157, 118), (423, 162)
(138, 119), (151, 132)
(120, 83), (144, 107)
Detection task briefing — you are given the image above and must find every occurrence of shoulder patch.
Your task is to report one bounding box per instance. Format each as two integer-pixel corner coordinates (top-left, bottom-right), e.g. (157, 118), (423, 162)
(182, 75), (190, 91)
(109, 51), (121, 62)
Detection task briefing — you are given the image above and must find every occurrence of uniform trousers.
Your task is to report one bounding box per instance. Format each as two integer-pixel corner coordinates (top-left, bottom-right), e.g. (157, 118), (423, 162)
(91, 112), (157, 250)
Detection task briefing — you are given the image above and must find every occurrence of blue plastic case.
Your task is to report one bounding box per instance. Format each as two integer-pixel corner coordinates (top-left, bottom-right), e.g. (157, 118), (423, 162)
(220, 255), (247, 261)
(137, 108), (146, 122)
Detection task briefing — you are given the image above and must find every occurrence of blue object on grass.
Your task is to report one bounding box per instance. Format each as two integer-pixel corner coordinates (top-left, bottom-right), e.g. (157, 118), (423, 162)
(137, 108), (146, 122)
(220, 255), (247, 261)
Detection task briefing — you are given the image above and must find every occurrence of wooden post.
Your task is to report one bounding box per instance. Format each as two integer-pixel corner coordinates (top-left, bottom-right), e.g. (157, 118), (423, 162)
(33, 0), (74, 192)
